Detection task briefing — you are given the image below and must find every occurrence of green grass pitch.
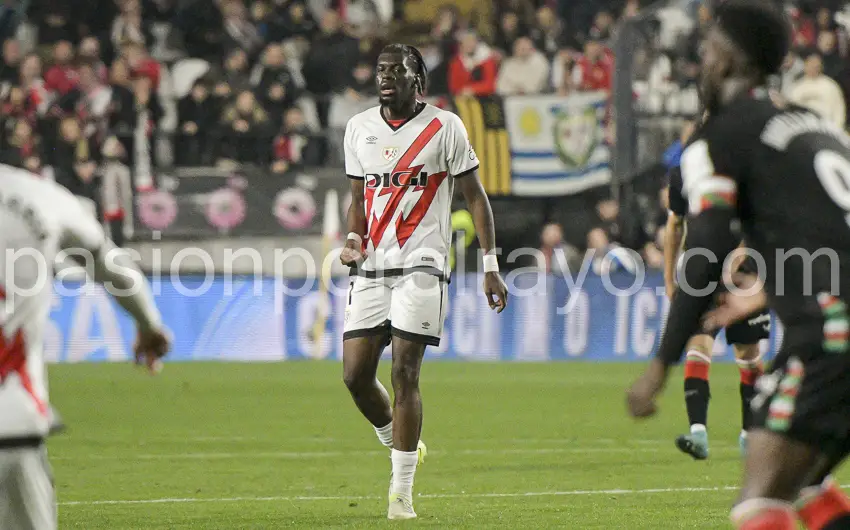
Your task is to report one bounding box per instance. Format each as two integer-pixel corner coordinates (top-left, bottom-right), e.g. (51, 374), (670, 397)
(49, 362), (839, 529)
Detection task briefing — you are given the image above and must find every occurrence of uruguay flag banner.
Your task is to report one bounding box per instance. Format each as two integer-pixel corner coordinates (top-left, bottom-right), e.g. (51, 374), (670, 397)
(504, 92), (611, 196)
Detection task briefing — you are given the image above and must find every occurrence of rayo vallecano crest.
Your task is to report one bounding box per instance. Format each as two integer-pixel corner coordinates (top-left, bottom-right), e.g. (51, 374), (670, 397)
(553, 107), (598, 169)
(382, 147), (399, 162)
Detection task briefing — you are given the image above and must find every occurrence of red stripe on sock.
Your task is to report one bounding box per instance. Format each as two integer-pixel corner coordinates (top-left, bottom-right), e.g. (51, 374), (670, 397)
(740, 367), (762, 386)
(684, 360), (710, 380)
(739, 508), (797, 530)
(798, 484), (850, 530)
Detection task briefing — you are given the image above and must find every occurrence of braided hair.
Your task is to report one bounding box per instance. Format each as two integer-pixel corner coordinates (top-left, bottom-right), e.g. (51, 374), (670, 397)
(381, 43), (429, 96)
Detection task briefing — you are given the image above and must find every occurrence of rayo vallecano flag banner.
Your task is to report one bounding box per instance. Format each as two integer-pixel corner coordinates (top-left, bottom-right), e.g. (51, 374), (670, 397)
(503, 92), (611, 196)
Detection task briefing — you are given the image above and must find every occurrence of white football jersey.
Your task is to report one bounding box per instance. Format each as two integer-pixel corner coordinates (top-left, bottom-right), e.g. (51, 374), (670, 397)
(0, 165), (106, 440)
(344, 103), (479, 272)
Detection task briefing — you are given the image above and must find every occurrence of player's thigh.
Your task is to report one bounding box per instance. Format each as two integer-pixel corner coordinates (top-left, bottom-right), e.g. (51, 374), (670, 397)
(388, 272), (447, 348)
(686, 333), (715, 355)
(0, 447), (56, 530)
(739, 429), (825, 502)
(343, 275), (391, 344)
(727, 309), (771, 357)
(343, 276), (391, 378)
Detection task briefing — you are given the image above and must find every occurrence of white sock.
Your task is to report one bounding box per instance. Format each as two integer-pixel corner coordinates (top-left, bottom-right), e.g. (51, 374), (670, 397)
(740, 430), (748, 440)
(691, 424), (707, 435)
(374, 421), (393, 448)
(390, 449), (418, 501)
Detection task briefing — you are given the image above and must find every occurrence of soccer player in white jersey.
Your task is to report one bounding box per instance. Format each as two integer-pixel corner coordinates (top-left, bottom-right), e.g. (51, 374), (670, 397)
(339, 44), (508, 520)
(0, 164), (169, 529)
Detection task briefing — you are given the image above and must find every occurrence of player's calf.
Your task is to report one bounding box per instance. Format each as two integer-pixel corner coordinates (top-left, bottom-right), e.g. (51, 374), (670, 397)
(683, 336), (713, 434)
(388, 337), (426, 511)
(342, 335), (393, 445)
(735, 344), (763, 450)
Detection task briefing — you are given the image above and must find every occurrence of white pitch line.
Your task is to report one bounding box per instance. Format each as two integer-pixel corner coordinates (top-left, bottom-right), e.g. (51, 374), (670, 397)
(50, 446), (743, 461)
(58, 485), (745, 507)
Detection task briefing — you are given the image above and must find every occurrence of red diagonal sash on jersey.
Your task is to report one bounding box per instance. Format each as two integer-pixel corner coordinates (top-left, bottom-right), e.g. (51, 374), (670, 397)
(396, 171), (448, 248)
(0, 286), (46, 416)
(369, 117), (443, 249)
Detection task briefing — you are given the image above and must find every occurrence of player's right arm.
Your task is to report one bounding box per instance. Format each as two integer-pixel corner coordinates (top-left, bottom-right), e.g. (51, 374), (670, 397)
(341, 118), (366, 267)
(59, 190), (169, 372)
(663, 211), (684, 300)
(664, 168), (688, 299)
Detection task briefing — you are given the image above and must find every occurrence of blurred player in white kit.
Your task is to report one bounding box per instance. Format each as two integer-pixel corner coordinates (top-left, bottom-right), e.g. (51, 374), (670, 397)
(0, 164), (169, 530)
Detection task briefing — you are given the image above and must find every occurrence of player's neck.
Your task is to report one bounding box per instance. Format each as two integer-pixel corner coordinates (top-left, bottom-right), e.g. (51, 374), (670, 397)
(382, 101), (419, 122)
(720, 77), (759, 106)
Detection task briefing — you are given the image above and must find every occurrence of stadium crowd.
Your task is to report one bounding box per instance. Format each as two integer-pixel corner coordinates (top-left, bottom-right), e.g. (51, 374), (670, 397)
(0, 0), (847, 256)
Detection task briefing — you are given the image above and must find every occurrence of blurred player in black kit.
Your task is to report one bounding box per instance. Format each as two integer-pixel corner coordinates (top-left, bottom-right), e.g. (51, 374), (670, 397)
(626, 0), (850, 528)
(665, 158), (770, 460)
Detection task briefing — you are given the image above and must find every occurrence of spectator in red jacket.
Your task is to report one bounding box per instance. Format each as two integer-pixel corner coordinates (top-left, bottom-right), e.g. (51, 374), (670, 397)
(123, 42), (161, 91)
(448, 31), (499, 97)
(44, 40), (78, 96)
(573, 37), (613, 92)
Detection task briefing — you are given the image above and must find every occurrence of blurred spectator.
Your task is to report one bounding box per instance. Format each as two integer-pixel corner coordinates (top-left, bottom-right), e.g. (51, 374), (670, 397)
(572, 37), (613, 92)
(110, 0), (150, 50)
(791, 7), (817, 49)
(494, 0), (536, 31)
(44, 41), (78, 96)
(256, 44), (300, 128)
(345, 59), (377, 101)
(530, 6), (564, 59)
(19, 54), (49, 117)
(1, 119), (42, 173)
(267, 0), (317, 42)
(144, 0), (178, 22)
(302, 10), (359, 124)
(448, 31), (499, 97)
(495, 37), (549, 96)
(220, 47), (252, 94)
(100, 135), (133, 247)
(174, 0), (224, 60)
(218, 90), (272, 165)
(431, 4), (462, 60)
(539, 222), (580, 274)
(1, 38), (20, 83)
(58, 60), (112, 141)
(51, 117), (97, 202)
(131, 75), (162, 188)
(123, 42), (161, 91)
(272, 106), (322, 173)
(816, 6), (836, 34)
(779, 50), (805, 95)
(222, 0), (263, 57)
(78, 37), (108, 82)
(1, 86), (30, 123)
(551, 47), (578, 95)
(677, 3), (711, 86)
(817, 30), (846, 82)
(589, 10), (615, 42)
(105, 59), (137, 161)
(494, 11), (525, 56)
(177, 80), (215, 166)
(343, 0), (382, 38)
(789, 53), (846, 129)
(33, 1), (75, 45)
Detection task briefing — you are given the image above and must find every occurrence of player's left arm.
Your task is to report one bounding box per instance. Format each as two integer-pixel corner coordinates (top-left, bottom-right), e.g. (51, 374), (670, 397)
(447, 114), (507, 312)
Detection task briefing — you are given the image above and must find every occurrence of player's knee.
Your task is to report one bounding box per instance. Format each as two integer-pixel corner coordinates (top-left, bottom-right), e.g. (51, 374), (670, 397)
(734, 343), (760, 361)
(686, 335), (714, 356)
(390, 360), (420, 392)
(342, 366), (370, 394)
